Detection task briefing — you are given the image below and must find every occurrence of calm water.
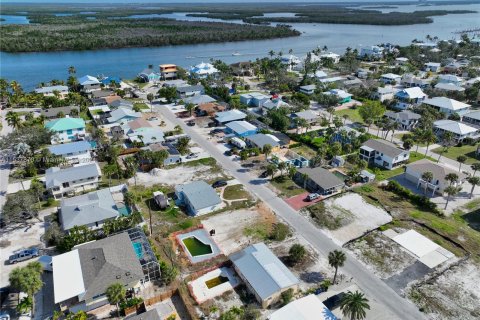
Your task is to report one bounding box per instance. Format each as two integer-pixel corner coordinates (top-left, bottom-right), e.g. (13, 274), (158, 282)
(0, 15), (30, 24)
(0, 3), (479, 90)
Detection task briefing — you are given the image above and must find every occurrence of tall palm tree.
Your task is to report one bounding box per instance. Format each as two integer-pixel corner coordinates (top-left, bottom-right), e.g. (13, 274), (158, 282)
(467, 176), (480, 199)
(437, 132), (454, 163)
(68, 66), (76, 75)
(444, 185), (461, 209)
(422, 129), (437, 156)
(328, 250), (346, 284)
(445, 173), (459, 186)
(457, 155), (467, 172)
(340, 290), (370, 320)
(105, 283), (126, 317)
(5, 111), (22, 129)
(147, 93), (154, 112)
(421, 171), (434, 195)
(471, 162), (480, 176)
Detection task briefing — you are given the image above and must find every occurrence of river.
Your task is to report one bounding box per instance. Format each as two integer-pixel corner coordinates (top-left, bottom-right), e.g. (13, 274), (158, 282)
(0, 3), (479, 90)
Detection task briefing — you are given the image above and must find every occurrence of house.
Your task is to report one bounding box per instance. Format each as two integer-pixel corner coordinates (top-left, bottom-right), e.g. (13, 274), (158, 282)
(45, 117), (86, 144)
(342, 78), (363, 89)
(110, 126), (125, 141)
(356, 68), (369, 79)
(41, 106), (80, 119)
(52, 232), (145, 312)
(78, 75), (101, 92)
(465, 77), (480, 88)
(330, 126), (360, 144)
(318, 52), (340, 63)
(314, 70), (328, 80)
(92, 95), (121, 106)
(424, 62), (441, 72)
(360, 139), (410, 170)
(45, 163), (102, 199)
(443, 61), (463, 74)
(319, 76), (346, 84)
(177, 85), (205, 98)
(280, 54), (301, 71)
(400, 74), (431, 89)
(423, 97), (471, 116)
(48, 141), (93, 164)
(359, 170), (376, 183)
(175, 180), (223, 216)
(331, 155), (345, 168)
(299, 85), (316, 95)
(147, 143), (182, 166)
(215, 110), (247, 125)
(359, 45), (383, 59)
(240, 92), (271, 108)
(126, 118), (153, 132)
(385, 110), (421, 130)
(109, 99), (134, 109)
(159, 64), (177, 80)
(295, 167), (344, 195)
(271, 149), (309, 168)
(245, 134), (280, 151)
(438, 74), (463, 86)
(261, 99), (289, 114)
(59, 188), (121, 232)
(290, 110), (319, 125)
(190, 62), (218, 78)
(405, 159), (467, 195)
(323, 89), (352, 104)
(35, 85), (69, 98)
(153, 191), (169, 210)
(373, 86), (395, 102)
(128, 308), (175, 320)
(394, 87), (427, 110)
(138, 67), (160, 83)
(195, 102), (226, 117)
(433, 120), (479, 142)
(225, 121), (258, 138)
(107, 107), (142, 124)
(184, 94), (216, 105)
(230, 243), (299, 308)
(462, 111), (480, 127)
(129, 128), (165, 146)
(268, 294), (337, 320)
(163, 79), (188, 88)
(434, 82), (465, 93)
(99, 76), (121, 87)
(380, 73), (402, 84)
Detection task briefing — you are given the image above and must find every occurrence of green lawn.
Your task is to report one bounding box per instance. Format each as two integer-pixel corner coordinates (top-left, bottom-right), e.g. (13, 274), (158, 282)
(270, 176), (306, 197)
(335, 108), (364, 124)
(223, 184), (250, 200)
(431, 144), (480, 165)
(366, 151), (436, 181)
(134, 102), (150, 111)
(290, 145), (317, 159)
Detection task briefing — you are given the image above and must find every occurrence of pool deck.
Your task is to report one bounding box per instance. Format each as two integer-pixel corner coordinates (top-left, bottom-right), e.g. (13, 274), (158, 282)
(188, 267), (240, 304)
(176, 229), (222, 264)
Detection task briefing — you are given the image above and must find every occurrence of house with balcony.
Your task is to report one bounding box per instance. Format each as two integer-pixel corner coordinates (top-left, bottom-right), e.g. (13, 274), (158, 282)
(423, 97), (471, 117)
(373, 86), (395, 102)
(240, 92), (271, 108)
(48, 141), (93, 164)
(433, 120), (479, 142)
(78, 75), (101, 93)
(400, 74), (432, 89)
(45, 163), (102, 199)
(462, 110), (480, 127)
(394, 87), (427, 110)
(299, 85), (316, 95)
(159, 64), (177, 80)
(384, 110), (421, 130)
(190, 62), (218, 78)
(360, 139), (410, 170)
(176, 85), (205, 98)
(424, 62), (441, 72)
(45, 117), (86, 144)
(138, 67), (160, 83)
(359, 45), (383, 59)
(380, 73), (401, 84)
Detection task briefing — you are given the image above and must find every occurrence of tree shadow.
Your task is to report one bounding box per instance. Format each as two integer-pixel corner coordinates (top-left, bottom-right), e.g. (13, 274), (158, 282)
(461, 210), (480, 231)
(299, 271), (325, 284)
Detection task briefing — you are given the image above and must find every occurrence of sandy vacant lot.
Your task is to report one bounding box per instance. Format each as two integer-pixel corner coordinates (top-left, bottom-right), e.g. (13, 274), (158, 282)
(321, 193), (392, 245)
(407, 259), (480, 320)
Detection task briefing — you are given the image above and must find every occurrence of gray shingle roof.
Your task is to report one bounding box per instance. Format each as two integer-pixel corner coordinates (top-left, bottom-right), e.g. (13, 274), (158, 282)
(41, 106), (80, 118)
(362, 139), (404, 158)
(76, 232), (144, 301)
(406, 159), (467, 186)
(230, 243), (299, 301)
(60, 188), (119, 231)
(45, 163), (101, 189)
(175, 181), (222, 212)
(108, 107), (141, 123)
(297, 167), (344, 190)
(385, 110), (421, 121)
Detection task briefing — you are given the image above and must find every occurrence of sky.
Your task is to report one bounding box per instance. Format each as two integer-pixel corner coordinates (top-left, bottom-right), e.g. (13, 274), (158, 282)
(0, 0), (471, 3)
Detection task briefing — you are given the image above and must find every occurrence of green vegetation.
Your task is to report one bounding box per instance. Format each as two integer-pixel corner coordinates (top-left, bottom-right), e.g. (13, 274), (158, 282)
(306, 202), (344, 230)
(182, 237), (213, 256)
(335, 108), (364, 124)
(9, 262), (43, 316)
(432, 144), (479, 165)
(223, 184), (250, 200)
(270, 176), (305, 197)
(290, 144), (317, 159)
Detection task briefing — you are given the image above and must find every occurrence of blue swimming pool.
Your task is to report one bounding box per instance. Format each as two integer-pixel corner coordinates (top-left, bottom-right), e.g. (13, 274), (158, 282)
(132, 242), (143, 259)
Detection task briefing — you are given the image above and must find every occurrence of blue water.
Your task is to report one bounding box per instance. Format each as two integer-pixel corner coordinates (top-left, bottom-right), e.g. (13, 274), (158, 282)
(132, 242), (143, 259)
(117, 205), (132, 216)
(0, 3), (479, 90)
(0, 15), (30, 24)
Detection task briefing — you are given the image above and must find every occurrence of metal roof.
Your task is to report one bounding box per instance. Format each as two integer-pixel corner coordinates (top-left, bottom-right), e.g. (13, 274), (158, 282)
(269, 294), (337, 320)
(53, 250), (85, 304)
(423, 97), (470, 111)
(35, 85), (68, 94)
(78, 75), (100, 86)
(225, 121), (257, 134)
(45, 163), (101, 189)
(108, 107), (141, 123)
(246, 133), (280, 149)
(175, 180), (222, 213)
(434, 120), (478, 135)
(230, 243), (299, 301)
(215, 110), (247, 123)
(48, 141), (92, 156)
(45, 117), (85, 132)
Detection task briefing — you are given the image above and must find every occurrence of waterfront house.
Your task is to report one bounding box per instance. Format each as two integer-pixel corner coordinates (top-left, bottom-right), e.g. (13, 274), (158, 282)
(52, 232), (145, 312)
(41, 106), (80, 119)
(225, 121), (258, 138)
(45, 117), (86, 144)
(138, 67), (160, 83)
(322, 89), (352, 104)
(245, 133), (281, 151)
(107, 107), (142, 124)
(269, 294), (337, 320)
(405, 159), (466, 196)
(380, 73), (401, 84)
(318, 52), (340, 63)
(299, 85), (316, 95)
(384, 110), (421, 130)
(78, 75), (101, 92)
(59, 188), (121, 232)
(280, 54), (301, 71)
(424, 62), (441, 72)
(394, 87), (427, 110)
(190, 62), (218, 78)
(359, 45), (383, 59)
(175, 180), (223, 216)
(159, 64), (178, 80)
(215, 110), (247, 125)
(177, 85), (205, 98)
(373, 86), (395, 102)
(99, 76), (121, 87)
(433, 120), (479, 142)
(422, 97), (471, 116)
(360, 139), (409, 170)
(35, 85), (69, 99)
(230, 243), (299, 308)
(295, 167), (345, 195)
(48, 141), (93, 164)
(45, 162), (101, 199)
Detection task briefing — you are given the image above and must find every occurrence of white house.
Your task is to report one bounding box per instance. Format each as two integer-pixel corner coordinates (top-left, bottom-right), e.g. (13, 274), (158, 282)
(424, 62), (441, 72)
(78, 75), (101, 93)
(373, 86), (395, 102)
(394, 87), (427, 110)
(45, 163), (102, 199)
(190, 62), (218, 78)
(423, 97), (471, 116)
(401, 74), (431, 89)
(280, 54), (301, 71)
(434, 82), (465, 93)
(380, 73), (402, 84)
(385, 110), (421, 130)
(35, 85), (69, 99)
(299, 85), (316, 95)
(45, 118), (86, 145)
(360, 139), (410, 170)
(438, 74), (463, 86)
(433, 120), (479, 142)
(269, 294), (337, 320)
(359, 45), (383, 59)
(48, 141), (93, 164)
(462, 110), (480, 126)
(319, 52), (340, 63)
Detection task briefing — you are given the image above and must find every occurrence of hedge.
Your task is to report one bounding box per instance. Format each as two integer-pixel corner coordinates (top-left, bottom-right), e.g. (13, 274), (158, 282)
(384, 180), (442, 216)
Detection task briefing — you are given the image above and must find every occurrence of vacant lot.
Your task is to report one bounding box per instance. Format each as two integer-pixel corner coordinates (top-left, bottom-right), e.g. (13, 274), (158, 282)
(335, 108), (363, 124)
(432, 144), (480, 164)
(270, 176), (306, 198)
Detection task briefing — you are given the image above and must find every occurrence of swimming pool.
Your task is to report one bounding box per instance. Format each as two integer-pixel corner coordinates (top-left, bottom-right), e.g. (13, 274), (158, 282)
(132, 242), (143, 259)
(182, 236), (213, 257)
(333, 170), (348, 181)
(117, 204), (132, 216)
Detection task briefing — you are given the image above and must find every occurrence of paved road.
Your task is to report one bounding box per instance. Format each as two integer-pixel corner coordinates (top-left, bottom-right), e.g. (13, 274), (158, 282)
(0, 110), (13, 211)
(154, 103), (424, 320)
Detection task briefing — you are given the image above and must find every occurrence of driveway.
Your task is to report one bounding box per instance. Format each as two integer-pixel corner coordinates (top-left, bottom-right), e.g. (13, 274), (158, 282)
(284, 192), (323, 211)
(153, 103), (424, 320)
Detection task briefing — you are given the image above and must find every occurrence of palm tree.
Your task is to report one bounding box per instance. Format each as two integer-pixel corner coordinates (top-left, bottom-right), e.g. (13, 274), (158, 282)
(147, 93), (154, 112)
(326, 106), (335, 122)
(457, 155), (467, 172)
(5, 111), (22, 129)
(421, 171), (434, 195)
(262, 144), (273, 159)
(342, 114), (349, 125)
(340, 290), (370, 320)
(103, 164), (117, 186)
(445, 173), (459, 186)
(185, 103), (195, 116)
(422, 129), (437, 156)
(471, 162), (480, 176)
(437, 132), (454, 163)
(68, 66), (76, 75)
(444, 185), (461, 209)
(278, 162), (288, 177)
(328, 250), (346, 284)
(106, 283), (126, 317)
(467, 176), (480, 199)
(266, 163), (278, 180)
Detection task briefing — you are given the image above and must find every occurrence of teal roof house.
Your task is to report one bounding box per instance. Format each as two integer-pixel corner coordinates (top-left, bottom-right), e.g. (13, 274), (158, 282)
(45, 117), (86, 144)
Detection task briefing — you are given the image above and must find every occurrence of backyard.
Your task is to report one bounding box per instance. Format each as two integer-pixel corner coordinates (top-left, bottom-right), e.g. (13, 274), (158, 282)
(335, 108), (364, 124)
(432, 144), (480, 164)
(270, 176), (306, 198)
(290, 144), (317, 159)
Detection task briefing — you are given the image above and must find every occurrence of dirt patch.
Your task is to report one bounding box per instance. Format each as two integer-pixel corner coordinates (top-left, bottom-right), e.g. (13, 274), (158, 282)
(407, 259), (480, 320)
(346, 231), (416, 279)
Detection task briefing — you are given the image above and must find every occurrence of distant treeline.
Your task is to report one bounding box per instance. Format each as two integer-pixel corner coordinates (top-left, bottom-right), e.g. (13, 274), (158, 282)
(0, 18), (300, 53)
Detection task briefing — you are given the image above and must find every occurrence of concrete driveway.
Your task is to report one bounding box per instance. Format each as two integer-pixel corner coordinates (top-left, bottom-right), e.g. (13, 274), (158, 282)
(285, 192), (323, 211)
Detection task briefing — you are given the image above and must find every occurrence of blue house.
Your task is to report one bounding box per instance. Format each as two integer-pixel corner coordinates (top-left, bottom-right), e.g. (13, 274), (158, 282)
(225, 121), (258, 138)
(100, 76), (122, 86)
(240, 92), (271, 108)
(138, 68), (160, 83)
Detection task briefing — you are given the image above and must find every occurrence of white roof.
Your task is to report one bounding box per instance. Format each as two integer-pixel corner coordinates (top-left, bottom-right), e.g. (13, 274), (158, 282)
(434, 120), (478, 135)
(53, 250), (85, 303)
(269, 294), (337, 320)
(381, 73), (401, 79)
(423, 97), (470, 111)
(78, 75), (100, 86)
(399, 87), (426, 99)
(393, 230), (439, 258)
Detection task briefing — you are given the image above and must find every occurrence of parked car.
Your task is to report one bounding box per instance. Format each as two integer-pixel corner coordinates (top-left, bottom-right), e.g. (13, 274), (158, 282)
(186, 153), (198, 159)
(306, 193), (320, 201)
(224, 150), (233, 156)
(207, 122), (217, 128)
(148, 117), (158, 121)
(210, 128), (223, 135)
(212, 180), (228, 188)
(259, 171), (268, 178)
(187, 121), (195, 126)
(9, 248), (39, 264)
(38, 255), (53, 272)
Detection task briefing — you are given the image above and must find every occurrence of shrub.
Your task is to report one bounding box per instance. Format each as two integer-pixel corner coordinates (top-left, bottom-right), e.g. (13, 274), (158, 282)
(269, 222), (290, 241)
(320, 279), (331, 291)
(280, 288), (294, 305)
(289, 244), (307, 265)
(385, 181), (441, 215)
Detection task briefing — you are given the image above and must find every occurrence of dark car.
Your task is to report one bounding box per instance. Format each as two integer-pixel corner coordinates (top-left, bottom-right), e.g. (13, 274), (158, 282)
(210, 128), (223, 135)
(259, 171), (268, 178)
(212, 180), (228, 188)
(224, 150), (233, 156)
(9, 248), (39, 264)
(207, 122), (217, 128)
(187, 121), (195, 126)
